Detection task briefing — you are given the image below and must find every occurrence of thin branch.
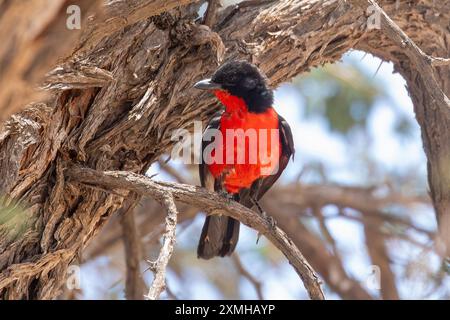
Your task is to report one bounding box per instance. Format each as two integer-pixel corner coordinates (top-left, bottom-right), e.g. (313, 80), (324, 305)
(145, 194), (178, 300)
(120, 194), (145, 300)
(232, 254), (264, 300)
(66, 165), (325, 300)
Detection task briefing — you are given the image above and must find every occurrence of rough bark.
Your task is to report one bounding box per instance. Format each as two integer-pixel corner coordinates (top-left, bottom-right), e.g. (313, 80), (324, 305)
(0, 0), (448, 299)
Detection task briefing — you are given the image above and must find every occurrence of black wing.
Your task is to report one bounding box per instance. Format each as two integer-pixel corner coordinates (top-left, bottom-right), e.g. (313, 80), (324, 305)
(239, 114), (295, 207)
(199, 113), (222, 191)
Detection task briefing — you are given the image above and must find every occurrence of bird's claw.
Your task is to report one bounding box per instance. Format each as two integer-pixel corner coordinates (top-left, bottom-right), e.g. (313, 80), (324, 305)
(255, 216), (276, 245)
(254, 209), (277, 245)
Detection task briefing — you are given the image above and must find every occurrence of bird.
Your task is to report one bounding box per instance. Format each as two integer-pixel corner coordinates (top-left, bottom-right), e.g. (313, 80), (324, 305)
(193, 60), (294, 259)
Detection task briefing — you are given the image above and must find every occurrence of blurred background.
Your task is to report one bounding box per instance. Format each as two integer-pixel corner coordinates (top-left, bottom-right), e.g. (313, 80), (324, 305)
(1, 0), (448, 300)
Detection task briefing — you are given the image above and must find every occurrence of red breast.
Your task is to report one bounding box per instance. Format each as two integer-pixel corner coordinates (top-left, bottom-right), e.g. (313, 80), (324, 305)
(207, 90), (281, 193)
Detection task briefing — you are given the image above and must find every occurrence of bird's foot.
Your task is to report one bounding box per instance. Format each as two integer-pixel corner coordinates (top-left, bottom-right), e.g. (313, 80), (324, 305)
(252, 198), (276, 244)
(255, 215), (277, 244)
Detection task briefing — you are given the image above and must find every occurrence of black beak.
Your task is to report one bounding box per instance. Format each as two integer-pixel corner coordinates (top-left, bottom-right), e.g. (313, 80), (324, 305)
(194, 78), (222, 90)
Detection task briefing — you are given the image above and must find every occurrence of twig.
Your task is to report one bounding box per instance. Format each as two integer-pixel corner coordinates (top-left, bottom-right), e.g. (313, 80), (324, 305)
(120, 194), (145, 300)
(66, 165), (325, 300)
(232, 254), (264, 300)
(203, 0), (221, 28)
(145, 194), (178, 300)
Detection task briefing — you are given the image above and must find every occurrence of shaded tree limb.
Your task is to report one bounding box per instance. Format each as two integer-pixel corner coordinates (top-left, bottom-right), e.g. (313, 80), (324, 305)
(0, 0), (101, 120)
(65, 165), (325, 300)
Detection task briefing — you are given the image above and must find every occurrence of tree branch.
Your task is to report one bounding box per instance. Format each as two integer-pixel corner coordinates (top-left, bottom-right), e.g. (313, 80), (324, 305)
(65, 165), (325, 300)
(146, 194), (178, 300)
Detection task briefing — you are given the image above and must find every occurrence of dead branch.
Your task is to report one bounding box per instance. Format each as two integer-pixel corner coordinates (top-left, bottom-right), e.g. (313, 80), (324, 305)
(84, 199), (197, 260)
(65, 165), (325, 300)
(270, 184), (432, 236)
(146, 194), (178, 300)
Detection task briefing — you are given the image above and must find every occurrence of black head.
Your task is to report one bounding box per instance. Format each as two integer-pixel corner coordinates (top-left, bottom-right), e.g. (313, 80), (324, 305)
(194, 60), (273, 113)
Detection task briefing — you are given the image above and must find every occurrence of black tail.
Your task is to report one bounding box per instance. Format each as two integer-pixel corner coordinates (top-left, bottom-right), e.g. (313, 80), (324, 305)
(197, 215), (240, 259)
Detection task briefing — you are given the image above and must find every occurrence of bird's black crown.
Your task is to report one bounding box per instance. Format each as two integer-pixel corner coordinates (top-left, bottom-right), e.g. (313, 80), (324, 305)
(211, 60), (273, 113)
